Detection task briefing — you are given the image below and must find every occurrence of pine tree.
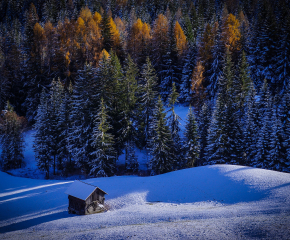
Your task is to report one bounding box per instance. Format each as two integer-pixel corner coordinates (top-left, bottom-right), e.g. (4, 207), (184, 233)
(167, 82), (182, 168)
(125, 140), (139, 174)
(90, 98), (116, 177)
(149, 96), (174, 175)
(106, 51), (124, 158)
(34, 90), (52, 178)
(270, 110), (285, 171)
(179, 47), (196, 103)
(244, 82), (259, 166)
(275, 8), (290, 92)
(58, 82), (73, 173)
(69, 64), (98, 173)
(253, 85), (272, 169)
(198, 100), (211, 165)
(184, 105), (200, 168)
(101, 11), (113, 52)
(0, 102), (25, 170)
(120, 55), (139, 171)
(139, 57), (158, 150)
(48, 79), (64, 174)
(277, 82), (290, 172)
(238, 51), (252, 109)
(207, 22), (224, 99)
(205, 50), (243, 165)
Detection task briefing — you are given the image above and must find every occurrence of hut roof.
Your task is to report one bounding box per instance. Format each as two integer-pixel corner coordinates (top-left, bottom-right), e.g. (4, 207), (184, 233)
(65, 180), (107, 201)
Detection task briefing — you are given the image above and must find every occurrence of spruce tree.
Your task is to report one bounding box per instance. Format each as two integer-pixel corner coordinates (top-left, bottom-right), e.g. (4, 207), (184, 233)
(0, 102), (25, 170)
(139, 57), (158, 150)
(167, 82), (182, 168)
(206, 49), (243, 165)
(244, 82), (259, 166)
(120, 55), (139, 171)
(90, 98), (116, 177)
(69, 64), (98, 173)
(149, 96), (174, 175)
(179, 48), (196, 103)
(48, 79), (64, 174)
(239, 51), (252, 105)
(253, 86), (272, 169)
(270, 110), (285, 171)
(101, 11), (113, 52)
(125, 140), (139, 174)
(58, 82), (73, 173)
(279, 82), (290, 172)
(34, 89), (52, 178)
(106, 51), (124, 158)
(198, 100), (211, 165)
(184, 105), (200, 168)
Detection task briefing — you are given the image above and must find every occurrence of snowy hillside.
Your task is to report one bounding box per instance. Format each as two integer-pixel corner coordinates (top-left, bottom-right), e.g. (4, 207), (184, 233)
(1, 164), (290, 239)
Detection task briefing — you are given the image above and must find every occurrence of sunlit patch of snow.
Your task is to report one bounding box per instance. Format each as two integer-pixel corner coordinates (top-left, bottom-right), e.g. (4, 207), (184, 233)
(0, 181), (73, 198)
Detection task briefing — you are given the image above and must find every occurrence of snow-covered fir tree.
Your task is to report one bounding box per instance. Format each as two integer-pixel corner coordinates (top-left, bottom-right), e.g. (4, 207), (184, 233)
(120, 55), (139, 172)
(207, 22), (223, 99)
(48, 79), (64, 174)
(279, 82), (290, 172)
(69, 64), (98, 174)
(269, 110), (285, 171)
(205, 49), (243, 165)
(139, 57), (158, 150)
(90, 98), (116, 177)
(0, 101), (25, 170)
(198, 100), (211, 165)
(149, 96), (174, 175)
(124, 140), (139, 174)
(106, 51), (125, 157)
(244, 82), (259, 165)
(184, 105), (200, 168)
(275, 10), (290, 92)
(57, 82), (73, 173)
(34, 89), (52, 178)
(253, 86), (273, 169)
(179, 48), (196, 103)
(167, 82), (183, 168)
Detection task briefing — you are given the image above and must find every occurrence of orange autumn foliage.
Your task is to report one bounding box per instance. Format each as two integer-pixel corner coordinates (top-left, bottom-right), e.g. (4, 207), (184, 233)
(93, 12), (102, 25)
(191, 60), (206, 109)
(79, 6), (93, 24)
(109, 17), (121, 47)
(152, 14), (169, 62)
(221, 13), (241, 52)
(128, 18), (151, 63)
(191, 61), (205, 93)
(174, 21), (187, 56)
(99, 49), (110, 61)
(33, 23), (46, 63)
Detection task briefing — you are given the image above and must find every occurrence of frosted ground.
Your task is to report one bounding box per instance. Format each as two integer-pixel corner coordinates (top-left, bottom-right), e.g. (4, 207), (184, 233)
(1, 165), (290, 239)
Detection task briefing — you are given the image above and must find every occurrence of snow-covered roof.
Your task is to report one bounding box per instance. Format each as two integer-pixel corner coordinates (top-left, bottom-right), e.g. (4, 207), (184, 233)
(65, 180), (107, 201)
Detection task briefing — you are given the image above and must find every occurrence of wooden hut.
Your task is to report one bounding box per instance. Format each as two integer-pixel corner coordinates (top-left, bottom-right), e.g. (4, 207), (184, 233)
(65, 180), (108, 215)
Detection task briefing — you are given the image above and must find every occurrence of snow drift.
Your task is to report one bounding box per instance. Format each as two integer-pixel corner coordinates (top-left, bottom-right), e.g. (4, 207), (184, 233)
(1, 164), (290, 239)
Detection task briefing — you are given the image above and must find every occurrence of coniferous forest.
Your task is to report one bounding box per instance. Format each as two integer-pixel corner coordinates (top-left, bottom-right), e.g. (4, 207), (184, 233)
(1, 0), (290, 178)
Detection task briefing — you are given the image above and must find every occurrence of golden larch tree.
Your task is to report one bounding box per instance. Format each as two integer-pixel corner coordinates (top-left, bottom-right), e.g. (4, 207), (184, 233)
(109, 17), (121, 50)
(221, 13), (241, 52)
(174, 21), (187, 57)
(191, 60), (206, 109)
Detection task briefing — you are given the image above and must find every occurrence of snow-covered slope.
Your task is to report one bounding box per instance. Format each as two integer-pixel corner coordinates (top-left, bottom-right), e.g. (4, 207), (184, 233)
(1, 165), (290, 239)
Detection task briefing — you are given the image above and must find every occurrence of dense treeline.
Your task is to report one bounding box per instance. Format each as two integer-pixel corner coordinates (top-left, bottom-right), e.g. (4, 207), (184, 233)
(1, 0), (290, 177)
